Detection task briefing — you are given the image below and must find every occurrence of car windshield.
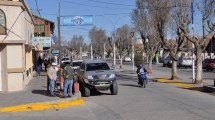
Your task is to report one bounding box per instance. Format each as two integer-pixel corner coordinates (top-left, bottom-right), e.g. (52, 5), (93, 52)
(86, 63), (110, 71)
(72, 62), (82, 67)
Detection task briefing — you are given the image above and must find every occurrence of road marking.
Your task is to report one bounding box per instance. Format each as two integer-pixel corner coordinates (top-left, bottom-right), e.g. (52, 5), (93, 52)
(155, 78), (202, 91)
(0, 99), (84, 113)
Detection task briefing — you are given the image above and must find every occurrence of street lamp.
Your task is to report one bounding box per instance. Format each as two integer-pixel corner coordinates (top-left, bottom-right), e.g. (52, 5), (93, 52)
(130, 32), (135, 70)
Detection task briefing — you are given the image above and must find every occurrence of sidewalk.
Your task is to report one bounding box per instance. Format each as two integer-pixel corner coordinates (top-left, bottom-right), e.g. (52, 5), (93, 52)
(0, 72), (81, 109)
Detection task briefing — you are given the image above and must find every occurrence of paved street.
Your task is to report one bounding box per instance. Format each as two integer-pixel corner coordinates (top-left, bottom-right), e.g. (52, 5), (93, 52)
(1, 63), (215, 120)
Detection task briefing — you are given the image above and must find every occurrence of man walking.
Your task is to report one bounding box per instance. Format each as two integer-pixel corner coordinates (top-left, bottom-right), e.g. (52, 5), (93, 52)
(62, 62), (74, 98)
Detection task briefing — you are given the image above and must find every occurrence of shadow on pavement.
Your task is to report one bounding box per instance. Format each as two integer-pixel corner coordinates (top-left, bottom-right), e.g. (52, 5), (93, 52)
(32, 90), (48, 96)
(88, 89), (112, 96)
(120, 83), (140, 88)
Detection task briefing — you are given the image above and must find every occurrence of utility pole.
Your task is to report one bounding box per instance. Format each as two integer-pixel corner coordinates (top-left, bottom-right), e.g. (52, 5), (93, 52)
(130, 32), (135, 70)
(80, 46), (82, 59)
(113, 43), (116, 69)
(57, 2), (62, 96)
(104, 42), (106, 60)
(91, 42), (93, 60)
(191, 0), (195, 82)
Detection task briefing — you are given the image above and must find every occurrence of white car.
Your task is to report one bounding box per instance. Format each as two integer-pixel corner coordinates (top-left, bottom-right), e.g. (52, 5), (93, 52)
(178, 57), (192, 68)
(61, 57), (71, 63)
(123, 57), (132, 62)
(71, 60), (83, 70)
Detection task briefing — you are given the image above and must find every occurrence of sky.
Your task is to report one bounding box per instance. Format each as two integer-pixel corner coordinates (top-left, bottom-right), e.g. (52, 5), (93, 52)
(25, 0), (206, 44)
(26, 0), (136, 44)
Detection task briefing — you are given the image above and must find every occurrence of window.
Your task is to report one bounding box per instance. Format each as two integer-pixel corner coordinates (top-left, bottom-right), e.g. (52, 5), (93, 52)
(86, 63), (110, 71)
(34, 25), (45, 37)
(0, 9), (6, 35)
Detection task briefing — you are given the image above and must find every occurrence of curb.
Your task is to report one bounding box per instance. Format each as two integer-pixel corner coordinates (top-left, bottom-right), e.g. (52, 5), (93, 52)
(0, 92), (84, 113)
(154, 78), (203, 91)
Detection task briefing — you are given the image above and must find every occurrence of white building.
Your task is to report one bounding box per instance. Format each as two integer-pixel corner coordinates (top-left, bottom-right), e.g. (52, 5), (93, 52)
(0, 0), (34, 92)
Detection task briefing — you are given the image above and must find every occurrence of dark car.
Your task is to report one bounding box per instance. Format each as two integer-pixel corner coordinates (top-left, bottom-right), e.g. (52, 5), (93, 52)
(77, 60), (118, 97)
(203, 59), (215, 71)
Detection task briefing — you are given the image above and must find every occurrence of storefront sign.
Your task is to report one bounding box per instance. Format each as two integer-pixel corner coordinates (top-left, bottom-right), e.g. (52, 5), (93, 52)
(32, 37), (52, 48)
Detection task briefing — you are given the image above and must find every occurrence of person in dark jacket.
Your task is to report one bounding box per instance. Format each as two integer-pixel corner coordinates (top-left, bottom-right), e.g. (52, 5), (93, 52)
(37, 56), (43, 71)
(36, 62), (42, 77)
(62, 62), (75, 98)
(136, 64), (147, 86)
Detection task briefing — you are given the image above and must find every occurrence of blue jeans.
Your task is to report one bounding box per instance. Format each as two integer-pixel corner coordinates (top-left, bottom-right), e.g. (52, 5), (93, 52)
(63, 79), (73, 97)
(36, 71), (41, 76)
(49, 80), (55, 96)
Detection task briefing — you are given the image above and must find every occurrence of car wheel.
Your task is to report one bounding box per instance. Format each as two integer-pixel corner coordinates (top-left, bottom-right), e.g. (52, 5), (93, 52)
(110, 81), (118, 95)
(81, 84), (90, 97)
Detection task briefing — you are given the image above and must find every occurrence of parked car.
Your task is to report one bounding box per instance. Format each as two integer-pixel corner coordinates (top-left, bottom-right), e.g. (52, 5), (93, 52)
(71, 59), (83, 72)
(61, 57), (71, 63)
(163, 56), (172, 67)
(177, 57), (192, 68)
(77, 60), (118, 97)
(203, 59), (215, 71)
(123, 56), (132, 62)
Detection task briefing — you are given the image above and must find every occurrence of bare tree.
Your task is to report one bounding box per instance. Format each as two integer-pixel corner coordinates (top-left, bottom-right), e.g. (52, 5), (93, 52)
(67, 35), (88, 59)
(104, 37), (114, 58)
(180, 0), (215, 83)
(115, 25), (132, 68)
(89, 26), (107, 59)
(131, 0), (161, 73)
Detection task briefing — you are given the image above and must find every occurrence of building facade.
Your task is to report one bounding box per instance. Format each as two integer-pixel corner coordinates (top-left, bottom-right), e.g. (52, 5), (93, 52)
(32, 15), (55, 68)
(0, 0), (34, 92)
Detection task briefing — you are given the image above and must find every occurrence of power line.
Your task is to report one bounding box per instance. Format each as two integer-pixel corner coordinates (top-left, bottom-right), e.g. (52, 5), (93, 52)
(34, 0), (41, 17)
(59, 13), (131, 17)
(60, 0), (134, 10)
(84, 0), (134, 7)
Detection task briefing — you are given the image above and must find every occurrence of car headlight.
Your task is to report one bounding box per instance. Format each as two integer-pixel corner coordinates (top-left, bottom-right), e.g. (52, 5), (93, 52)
(108, 74), (116, 79)
(87, 76), (93, 80)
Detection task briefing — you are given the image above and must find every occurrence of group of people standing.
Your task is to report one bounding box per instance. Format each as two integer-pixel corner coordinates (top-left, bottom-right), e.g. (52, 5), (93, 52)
(35, 55), (74, 98)
(47, 62), (74, 98)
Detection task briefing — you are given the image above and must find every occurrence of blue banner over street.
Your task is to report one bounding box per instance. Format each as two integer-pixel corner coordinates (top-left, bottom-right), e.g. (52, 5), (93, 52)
(62, 15), (93, 26)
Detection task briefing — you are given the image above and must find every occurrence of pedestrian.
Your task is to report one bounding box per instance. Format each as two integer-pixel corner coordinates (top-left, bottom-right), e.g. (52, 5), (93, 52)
(36, 62), (42, 77)
(44, 58), (49, 72)
(37, 56), (43, 71)
(48, 62), (58, 97)
(62, 62), (75, 98)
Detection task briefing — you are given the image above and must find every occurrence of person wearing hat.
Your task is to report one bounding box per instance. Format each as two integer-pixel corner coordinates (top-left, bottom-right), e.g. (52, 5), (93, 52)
(48, 62), (58, 97)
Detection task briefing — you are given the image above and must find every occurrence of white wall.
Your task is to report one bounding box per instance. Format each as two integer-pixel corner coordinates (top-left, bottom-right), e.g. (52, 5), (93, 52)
(8, 73), (23, 91)
(7, 45), (22, 68)
(0, 6), (23, 41)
